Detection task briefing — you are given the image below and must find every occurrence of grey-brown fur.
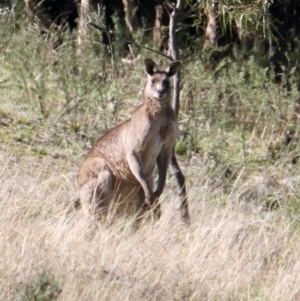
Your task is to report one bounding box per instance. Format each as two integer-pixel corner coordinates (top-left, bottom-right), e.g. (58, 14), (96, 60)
(78, 58), (180, 220)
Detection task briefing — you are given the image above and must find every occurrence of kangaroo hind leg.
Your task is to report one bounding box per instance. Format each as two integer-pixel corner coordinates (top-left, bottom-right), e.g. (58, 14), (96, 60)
(79, 157), (114, 219)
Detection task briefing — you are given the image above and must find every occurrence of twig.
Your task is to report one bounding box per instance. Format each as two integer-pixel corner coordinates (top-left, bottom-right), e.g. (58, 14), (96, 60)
(87, 22), (173, 61)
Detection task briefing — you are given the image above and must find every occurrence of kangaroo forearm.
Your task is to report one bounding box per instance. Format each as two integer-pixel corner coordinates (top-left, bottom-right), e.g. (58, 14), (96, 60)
(127, 152), (152, 198)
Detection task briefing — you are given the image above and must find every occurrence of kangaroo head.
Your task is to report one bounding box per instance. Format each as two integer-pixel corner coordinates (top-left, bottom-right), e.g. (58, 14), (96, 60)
(144, 58), (180, 101)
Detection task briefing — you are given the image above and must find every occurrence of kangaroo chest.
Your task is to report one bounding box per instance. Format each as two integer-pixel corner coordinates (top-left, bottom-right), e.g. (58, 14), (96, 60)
(141, 117), (177, 165)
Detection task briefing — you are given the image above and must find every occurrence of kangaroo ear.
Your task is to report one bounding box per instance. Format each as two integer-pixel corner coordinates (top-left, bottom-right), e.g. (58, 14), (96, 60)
(165, 60), (181, 77)
(144, 58), (158, 76)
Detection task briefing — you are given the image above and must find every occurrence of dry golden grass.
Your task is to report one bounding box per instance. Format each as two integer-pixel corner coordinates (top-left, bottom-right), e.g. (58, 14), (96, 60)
(1, 149), (300, 301)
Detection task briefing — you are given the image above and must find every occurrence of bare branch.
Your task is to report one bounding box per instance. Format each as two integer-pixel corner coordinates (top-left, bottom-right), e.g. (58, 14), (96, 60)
(86, 22), (173, 61)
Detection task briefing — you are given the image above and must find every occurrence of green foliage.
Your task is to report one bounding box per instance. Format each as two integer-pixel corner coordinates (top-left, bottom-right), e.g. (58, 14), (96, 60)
(175, 140), (188, 156)
(193, 0), (271, 38)
(22, 271), (61, 301)
(0, 106), (9, 118)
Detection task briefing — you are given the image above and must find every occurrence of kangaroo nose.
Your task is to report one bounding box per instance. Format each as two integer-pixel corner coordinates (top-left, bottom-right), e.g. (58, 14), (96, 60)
(158, 89), (165, 97)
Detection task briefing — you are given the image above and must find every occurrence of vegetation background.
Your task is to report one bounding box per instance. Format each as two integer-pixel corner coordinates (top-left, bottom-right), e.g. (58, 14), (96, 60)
(1, 0), (300, 300)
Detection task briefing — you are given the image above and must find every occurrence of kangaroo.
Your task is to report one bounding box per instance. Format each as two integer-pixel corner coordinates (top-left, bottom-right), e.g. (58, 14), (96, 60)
(78, 58), (180, 221)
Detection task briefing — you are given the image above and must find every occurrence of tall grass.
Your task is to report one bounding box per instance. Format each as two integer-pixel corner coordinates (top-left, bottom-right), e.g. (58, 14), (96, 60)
(1, 151), (300, 301)
(1, 10), (300, 301)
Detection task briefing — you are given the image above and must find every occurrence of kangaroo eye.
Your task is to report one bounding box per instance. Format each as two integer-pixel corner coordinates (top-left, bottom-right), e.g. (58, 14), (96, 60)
(151, 79), (155, 84)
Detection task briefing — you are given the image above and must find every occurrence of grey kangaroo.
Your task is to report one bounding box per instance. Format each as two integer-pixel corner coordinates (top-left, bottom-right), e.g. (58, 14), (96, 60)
(78, 58), (180, 221)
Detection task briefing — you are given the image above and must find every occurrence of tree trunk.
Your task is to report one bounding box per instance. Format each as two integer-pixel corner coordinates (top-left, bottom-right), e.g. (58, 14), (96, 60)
(169, 0), (191, 224)
(122, 0), (138, 34)
(203, 0), (218, 50)
(77, 0), (90, 57)
(153, 5), (163, 49)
